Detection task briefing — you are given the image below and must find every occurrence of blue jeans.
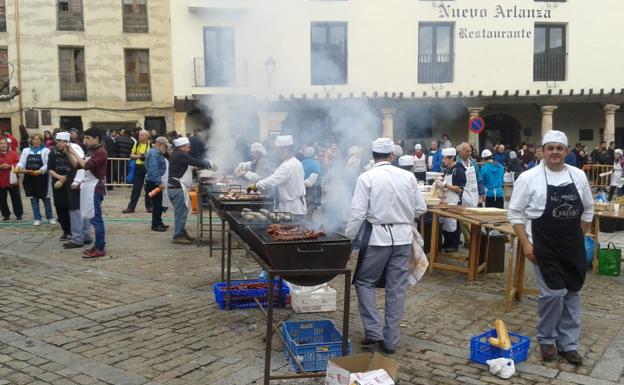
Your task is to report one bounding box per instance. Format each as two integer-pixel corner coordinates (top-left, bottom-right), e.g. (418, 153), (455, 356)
(89, 192), (106, 250)
(168, 188), (188, 239)
(30, 197), (53, 221)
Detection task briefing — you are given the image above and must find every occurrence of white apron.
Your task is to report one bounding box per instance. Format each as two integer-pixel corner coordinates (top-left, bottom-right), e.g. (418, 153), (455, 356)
(611, 161), (623, 188)
(161, 159), (171, 208)
(440, 171), (460, 232)
(170, 166), (193, 215)
(462, 160), (479, 208)
(80, 170), (98, 219)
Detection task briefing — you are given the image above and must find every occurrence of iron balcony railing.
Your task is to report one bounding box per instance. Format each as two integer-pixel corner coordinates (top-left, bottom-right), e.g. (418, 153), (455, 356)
(57, 14), (83, 31)
(60, 82), (87, 101)
(418, 53), (454, 84)
(123, 14), (148, 33)
(311, 54), (347, 85)
(126, 83), (151, 101)
(533, 52), (566, 81)
(193, 57), (248, 87)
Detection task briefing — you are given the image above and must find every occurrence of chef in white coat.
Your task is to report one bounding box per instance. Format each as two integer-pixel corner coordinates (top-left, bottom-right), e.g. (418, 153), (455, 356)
(247, 135), (306, 216)
(508, 130), (594, 365)
(457, 142), (484, 248)
(346, 138), (427, 355)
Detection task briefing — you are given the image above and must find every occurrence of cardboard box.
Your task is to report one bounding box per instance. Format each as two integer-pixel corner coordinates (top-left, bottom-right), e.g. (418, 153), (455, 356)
(325, 352), (399, 385)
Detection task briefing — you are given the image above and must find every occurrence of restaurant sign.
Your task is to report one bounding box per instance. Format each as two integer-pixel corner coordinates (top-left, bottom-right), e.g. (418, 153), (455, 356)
(438, 4), (555, 40)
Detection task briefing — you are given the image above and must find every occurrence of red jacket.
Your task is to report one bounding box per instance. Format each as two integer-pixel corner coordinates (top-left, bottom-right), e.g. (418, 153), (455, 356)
(0, 150), (19, 188)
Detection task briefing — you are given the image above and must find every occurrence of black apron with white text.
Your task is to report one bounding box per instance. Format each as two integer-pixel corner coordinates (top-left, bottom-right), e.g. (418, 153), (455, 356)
(531, 169), (586, 291)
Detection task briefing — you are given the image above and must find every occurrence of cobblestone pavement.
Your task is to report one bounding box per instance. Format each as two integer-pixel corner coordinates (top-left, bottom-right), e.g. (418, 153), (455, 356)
(0, 189), (623, 385)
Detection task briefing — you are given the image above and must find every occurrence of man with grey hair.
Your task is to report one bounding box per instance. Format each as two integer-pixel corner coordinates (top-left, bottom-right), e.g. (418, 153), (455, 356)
(145, 136), (169, 232)
(123, 129), (152, 214)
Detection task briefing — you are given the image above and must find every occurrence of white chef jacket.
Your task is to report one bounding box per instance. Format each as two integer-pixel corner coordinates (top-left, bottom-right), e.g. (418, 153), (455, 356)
(256, 156), (306, 215)
(345, 162), (428, 246)
(413, 153), (427, 173)
(611, 160), (623, 188)
(508, 163), (594, 243)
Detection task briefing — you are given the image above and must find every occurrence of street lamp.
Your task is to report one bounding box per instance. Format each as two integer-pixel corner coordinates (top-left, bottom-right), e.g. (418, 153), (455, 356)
(264, 56), (276, 88)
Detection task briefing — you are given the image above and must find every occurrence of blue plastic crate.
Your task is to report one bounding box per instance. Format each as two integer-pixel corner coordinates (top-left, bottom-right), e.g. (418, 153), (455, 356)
(213, 279), (289, 310)
(470, 329), (531, 365)
(281, 320), (350, 372)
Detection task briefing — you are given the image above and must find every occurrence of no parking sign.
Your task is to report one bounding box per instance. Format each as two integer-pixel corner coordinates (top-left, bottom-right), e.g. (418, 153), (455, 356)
(469, 116), (485, 134)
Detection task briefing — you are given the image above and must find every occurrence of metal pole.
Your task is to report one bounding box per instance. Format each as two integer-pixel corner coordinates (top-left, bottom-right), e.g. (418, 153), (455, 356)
(14, 0), (24, 127)
(342, 270), (351, 356)
(263, 272), (274, 385)
(226, 227), (232, 310)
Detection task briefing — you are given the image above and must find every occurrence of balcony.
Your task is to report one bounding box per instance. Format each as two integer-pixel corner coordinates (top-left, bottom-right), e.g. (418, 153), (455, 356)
(60, 82), (87, 101)
(192, 57), (248, 94)
(418, 53), (454, 84)
(57, 14), (84, 31)
(123, 14), (148, 33)
(126, 84), (152, 102)
(534, 52), (566, 82)
(188, 0), (248, 12)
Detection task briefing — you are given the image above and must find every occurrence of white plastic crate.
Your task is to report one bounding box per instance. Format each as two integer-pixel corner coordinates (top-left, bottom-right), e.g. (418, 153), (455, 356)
(289, 284), (337, 313)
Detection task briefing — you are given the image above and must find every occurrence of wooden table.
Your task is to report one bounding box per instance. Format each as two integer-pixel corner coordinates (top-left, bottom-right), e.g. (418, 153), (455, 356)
(426, 207), (539, 311)
(592, 208), (624, 273)
(428, 207), (506, 281)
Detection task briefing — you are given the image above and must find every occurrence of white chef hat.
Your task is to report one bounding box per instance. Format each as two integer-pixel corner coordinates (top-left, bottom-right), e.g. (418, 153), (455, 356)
(542, 130), (568, 146)
(393, 145), (403, 157)
(55, 132), (70, 142)
(303, 146), (315, 158)
(442, 148), (456, 157)
(274, 135), (294, 147)
(616, 149), (623, 156)
(250, 142), (267, 156)
(415, 143), (422, 150)
(398, 155), (414, 167)
(372, 138), (394, 154)
(481, 149), (493, 158)
(173, 137), (190, 147)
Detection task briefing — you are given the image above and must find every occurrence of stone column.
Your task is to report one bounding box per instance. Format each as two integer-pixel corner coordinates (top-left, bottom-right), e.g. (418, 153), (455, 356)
(467, 107), (484, 151)
(540, 105), (558, 137)
(258, 111), (287, 142)
(381, 108), (396, 139)
(175, 112), (187, 136)
(603, 104), (620, 145)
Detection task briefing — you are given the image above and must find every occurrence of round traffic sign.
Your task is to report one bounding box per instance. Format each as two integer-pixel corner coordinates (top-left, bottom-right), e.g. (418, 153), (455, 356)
(469, 116), (485, 134)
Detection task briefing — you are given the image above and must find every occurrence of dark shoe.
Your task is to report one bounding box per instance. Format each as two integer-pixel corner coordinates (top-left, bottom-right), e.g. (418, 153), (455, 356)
(172, 237), (192, 245)
(2, 217), (9, 221)
(160, 224), (170, 229)
(59, 233), (71, 241)
(63, 242), (83, 249)
(360, 337), (382, 346)
(84, 239), (93, 245)
(559, 350), (583, 366)
(183, 233), (195, 242)
(122, 208), (135, 214)
(151, 225), (168, 232)
(83, 248), (106, 259)
(540, 344), (557, 362)
(16, 216), (22, 221)
(378, 342), (395, 355)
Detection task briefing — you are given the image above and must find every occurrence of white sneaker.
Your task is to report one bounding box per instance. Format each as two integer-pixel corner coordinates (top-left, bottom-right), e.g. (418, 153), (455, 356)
(49, 219), (57, 225)
(33, 220), (41, 226)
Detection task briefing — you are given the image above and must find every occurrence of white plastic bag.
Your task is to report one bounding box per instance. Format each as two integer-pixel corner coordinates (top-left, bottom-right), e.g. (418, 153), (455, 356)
(486, 358), (515, 379)
(408, 224), (428, 285)
(9, 168), (17, 185)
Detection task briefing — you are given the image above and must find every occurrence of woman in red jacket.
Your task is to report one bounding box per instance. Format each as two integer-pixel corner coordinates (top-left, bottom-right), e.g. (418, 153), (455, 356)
(0, 137), (23, 221)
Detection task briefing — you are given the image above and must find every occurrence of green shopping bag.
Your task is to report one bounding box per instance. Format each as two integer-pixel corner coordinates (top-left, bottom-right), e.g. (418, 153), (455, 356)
(598, 242), (622, 276)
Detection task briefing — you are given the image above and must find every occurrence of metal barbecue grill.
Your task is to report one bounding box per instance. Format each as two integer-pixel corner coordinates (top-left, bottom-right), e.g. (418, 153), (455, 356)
(209, 190), (274, 214)
(223, 211), (303, 235)
(245, 225), (352, 286)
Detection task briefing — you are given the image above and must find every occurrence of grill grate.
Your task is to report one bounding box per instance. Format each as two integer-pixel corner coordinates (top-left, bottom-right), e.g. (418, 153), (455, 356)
(249, 226), (350, 245)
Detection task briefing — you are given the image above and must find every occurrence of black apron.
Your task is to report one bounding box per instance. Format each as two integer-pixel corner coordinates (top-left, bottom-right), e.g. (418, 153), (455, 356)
(532, 168), (586, 291)
(22, 150), (49, 200)
(51, 150), (80, 210)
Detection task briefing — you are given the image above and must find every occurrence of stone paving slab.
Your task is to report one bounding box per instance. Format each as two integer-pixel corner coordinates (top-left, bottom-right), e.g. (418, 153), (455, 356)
(0, 189), (622, 384)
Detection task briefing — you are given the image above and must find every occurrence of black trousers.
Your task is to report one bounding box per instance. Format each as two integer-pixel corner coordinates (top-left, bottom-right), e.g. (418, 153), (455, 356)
(146, 181), (163, 228)
(127, 164), (152, 210)
(0, 186), (23, 219)
(485, 196), (505, 209)
(55, 204), (71, 235)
